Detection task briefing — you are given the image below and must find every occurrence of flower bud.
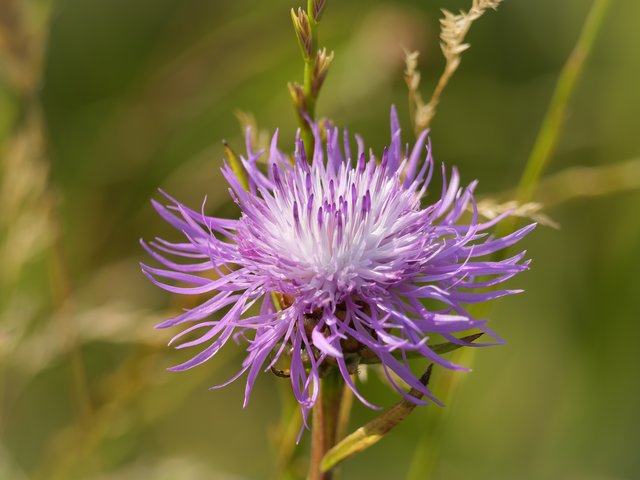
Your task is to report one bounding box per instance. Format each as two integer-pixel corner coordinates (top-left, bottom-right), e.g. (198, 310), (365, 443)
(222, 140), (249, 191)
(287, 81), (306, 112)
(290, 7), (313, 60)
(312, 0), (327, 21)
(311, 48), (334, 97)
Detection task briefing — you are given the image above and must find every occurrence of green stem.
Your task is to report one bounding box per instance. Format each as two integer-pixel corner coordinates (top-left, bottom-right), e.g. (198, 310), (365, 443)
(320, 365), (434, 473)
(301, 65), (317, 161)
(336, 384), (354, 442)
(494, 0), (611, 244)
(405, 351), (474, 480)
(516, 0), (612, 204)
(301, 0), (319, 161)
(309, 369), (344, 480)
(407, 6), (613, 476)
(271, 380), (303, 480)
(407, 3), (611, 477)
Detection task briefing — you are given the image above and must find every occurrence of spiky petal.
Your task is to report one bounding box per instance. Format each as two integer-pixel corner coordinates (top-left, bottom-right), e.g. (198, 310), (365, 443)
(142, 107), (534, 425)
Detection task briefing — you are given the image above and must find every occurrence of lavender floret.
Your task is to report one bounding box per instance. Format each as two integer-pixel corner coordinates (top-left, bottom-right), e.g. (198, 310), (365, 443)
(141, 107), (534, 425)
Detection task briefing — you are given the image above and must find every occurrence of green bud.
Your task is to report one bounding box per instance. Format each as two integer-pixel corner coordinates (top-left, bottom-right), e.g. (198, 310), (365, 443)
(290, 7), (313, 60)
(311, 48), (334, 97)
(312, 0), (327, 21)
(222, 141), (249, 191)
(287, 81), (306, 112)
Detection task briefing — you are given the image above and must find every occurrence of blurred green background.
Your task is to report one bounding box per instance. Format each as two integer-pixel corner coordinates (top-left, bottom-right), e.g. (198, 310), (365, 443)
(1, 0), (639, 478)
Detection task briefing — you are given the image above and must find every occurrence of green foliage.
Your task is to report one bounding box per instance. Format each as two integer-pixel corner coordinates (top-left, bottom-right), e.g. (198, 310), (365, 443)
(1, 1), (640, 479)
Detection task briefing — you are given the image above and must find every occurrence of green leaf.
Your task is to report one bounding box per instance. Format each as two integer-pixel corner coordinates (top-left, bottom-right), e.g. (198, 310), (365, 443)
(320, 365), (434, 473)
(320, 333), (484, 472)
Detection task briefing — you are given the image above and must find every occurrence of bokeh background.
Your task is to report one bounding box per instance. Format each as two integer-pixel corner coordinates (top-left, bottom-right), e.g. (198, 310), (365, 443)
(2, 0), (639, 479)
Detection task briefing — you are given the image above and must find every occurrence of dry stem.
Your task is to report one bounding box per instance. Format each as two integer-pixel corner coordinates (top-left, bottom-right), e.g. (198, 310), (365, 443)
(405, 0), (503, 135)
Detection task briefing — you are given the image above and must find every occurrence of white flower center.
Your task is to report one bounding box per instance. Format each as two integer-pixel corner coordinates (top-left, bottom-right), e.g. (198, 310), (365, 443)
(238, 159), (427, 304)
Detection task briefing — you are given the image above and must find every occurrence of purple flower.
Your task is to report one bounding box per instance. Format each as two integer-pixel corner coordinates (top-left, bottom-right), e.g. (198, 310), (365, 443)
(141, 108), (534, 423)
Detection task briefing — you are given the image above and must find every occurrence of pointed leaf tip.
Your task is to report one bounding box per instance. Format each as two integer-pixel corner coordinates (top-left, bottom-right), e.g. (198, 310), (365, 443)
(320, 363), (434, 472)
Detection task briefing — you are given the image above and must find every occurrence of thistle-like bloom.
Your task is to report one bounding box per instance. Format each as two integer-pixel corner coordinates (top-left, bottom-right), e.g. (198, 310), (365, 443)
(141, 108), (534, 423)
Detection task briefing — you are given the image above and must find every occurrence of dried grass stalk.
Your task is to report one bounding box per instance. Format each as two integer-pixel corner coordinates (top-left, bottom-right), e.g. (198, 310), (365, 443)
(405, 0), (503, 134)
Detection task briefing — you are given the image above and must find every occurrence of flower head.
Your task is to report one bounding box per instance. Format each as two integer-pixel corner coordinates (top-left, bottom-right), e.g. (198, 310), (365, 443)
(141, 108), (534, 423)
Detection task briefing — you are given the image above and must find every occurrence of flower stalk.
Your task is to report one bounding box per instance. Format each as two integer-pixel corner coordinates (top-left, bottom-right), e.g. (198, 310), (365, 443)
(515, 0), (612, 204)
(289, 0), (333, 161)
(321, 365), (434, 473)
(492, 0), (611, 243)
(404, 0), (503, 135)
(309, 368), (344, 480)
(143, 113), (533, 427)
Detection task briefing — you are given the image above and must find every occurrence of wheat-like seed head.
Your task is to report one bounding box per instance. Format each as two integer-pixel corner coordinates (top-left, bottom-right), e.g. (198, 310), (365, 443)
(405, 0), (503, 133)
(477, 198), (559, 229)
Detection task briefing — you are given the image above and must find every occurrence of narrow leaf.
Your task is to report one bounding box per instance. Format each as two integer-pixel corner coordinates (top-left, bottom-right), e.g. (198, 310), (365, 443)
(430, 332), (484, 355)
(320, 365), (434, 472)
(358, 332), (484, 365)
